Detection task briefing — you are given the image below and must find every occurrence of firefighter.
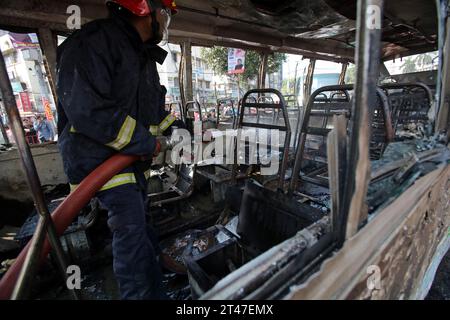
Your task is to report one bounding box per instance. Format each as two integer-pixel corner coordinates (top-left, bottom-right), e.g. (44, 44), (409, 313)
(56, 0), (178, 299)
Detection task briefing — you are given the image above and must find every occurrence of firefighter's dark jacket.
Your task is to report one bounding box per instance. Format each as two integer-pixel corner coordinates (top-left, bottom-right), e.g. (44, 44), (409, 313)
(57, 15), (171, 186)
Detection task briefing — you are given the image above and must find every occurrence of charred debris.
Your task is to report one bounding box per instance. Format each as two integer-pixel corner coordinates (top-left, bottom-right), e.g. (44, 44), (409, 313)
(0, 0), (449, 300)
(1, 80), (449, 300)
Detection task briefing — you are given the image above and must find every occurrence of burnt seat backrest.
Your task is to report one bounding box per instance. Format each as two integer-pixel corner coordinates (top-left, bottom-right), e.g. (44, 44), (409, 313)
(294, 85), (353, 188)
(236, 180), (323, 255)
(370, 89), (394, 159)
(305, 91), (352, 164)
(289, 85), (394, 191)
(232, 89), (292, 190)
(381, 83), (433, 139)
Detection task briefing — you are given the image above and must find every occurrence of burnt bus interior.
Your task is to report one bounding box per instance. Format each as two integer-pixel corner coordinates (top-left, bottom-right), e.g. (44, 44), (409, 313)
(0, 0), (449, 300)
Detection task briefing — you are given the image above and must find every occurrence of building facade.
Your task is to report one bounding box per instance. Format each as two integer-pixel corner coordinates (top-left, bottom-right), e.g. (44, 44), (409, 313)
(158, 44), (215, 104)
(158, 44), (259, 105)
(0, 31), (56, 116)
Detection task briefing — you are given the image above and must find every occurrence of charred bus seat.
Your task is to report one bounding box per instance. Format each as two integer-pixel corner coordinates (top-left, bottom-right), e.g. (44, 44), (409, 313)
(282, 94), (304, 151)
(197, 89), (293, 195)
(184, 180), (324, 297)
(293, 85), (353, 189)
(231, 89), (292, 190)
(291, 85), (394, 191)
(381, 83), (433, 140)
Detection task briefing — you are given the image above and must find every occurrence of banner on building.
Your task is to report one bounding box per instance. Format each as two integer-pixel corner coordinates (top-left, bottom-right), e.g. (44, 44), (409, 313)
(10, 33), (40, 50)
(42, 97), (54, 121)
(228, 48), (246, 74)
(15, 95), (22, 112)
(19, 92), (32, 112)
(11, 41), (40, 50)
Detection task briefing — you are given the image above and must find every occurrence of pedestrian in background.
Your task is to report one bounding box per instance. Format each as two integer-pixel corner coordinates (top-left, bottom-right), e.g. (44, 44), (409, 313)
(33, 115), (54, 143)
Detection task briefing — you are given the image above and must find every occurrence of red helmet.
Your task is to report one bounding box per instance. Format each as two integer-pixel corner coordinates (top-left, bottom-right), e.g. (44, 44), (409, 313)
(106, 0), (177, 16)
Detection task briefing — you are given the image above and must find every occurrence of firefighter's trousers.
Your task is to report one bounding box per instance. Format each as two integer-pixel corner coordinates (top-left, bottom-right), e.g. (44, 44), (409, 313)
(97, 183), (166, 300)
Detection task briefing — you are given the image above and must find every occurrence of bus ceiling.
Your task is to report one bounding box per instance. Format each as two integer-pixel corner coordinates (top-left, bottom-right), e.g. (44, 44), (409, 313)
(0, 0), (439, 62)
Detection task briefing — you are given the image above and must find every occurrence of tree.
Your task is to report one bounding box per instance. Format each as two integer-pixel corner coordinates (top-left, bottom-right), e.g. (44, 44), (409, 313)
(201, 46), (286, 83)
(400, 53), (437, 74)
(401, 57), (418, 74)
(414, 53), (433, 69)
(344, 64), (356, 84)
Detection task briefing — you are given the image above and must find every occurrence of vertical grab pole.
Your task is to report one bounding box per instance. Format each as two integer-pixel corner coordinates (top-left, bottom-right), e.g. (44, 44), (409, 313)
(339, 0), (385, 244)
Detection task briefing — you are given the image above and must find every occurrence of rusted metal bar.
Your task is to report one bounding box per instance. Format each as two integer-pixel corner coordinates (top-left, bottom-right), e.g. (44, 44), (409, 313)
(339, 62), (348, 85)
(376, 88), (395, 142)
(178, 44), (186, 111)
(341, 0), (385, 242)
(37, 28), (58, 102)
(182, 41), (193, 102)
(258, 52), (269, 89)
(435, 0), (450, 137)
(302, 59), (316, 107)
(327, 115), (348, 239)
(0, 49), (79, 300)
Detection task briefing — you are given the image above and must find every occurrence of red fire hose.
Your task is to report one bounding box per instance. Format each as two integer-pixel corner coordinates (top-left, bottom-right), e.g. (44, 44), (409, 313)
(0, 154), (139, 300)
